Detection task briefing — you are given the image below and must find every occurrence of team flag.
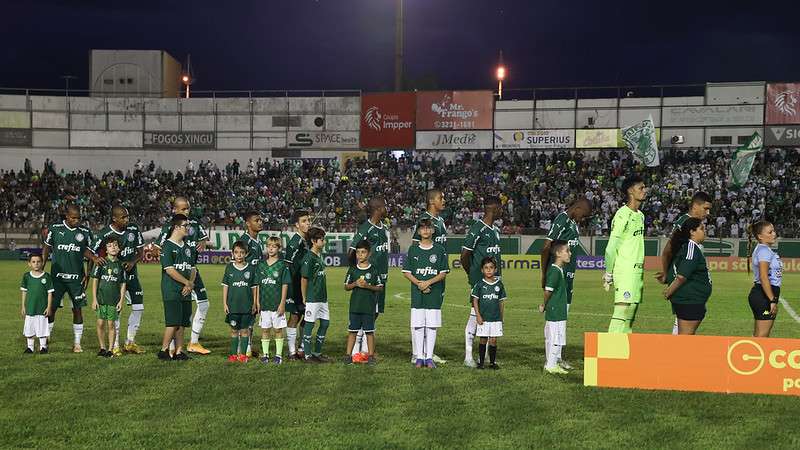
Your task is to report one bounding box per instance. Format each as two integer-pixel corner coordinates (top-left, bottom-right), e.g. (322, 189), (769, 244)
(728, 132), (763, 188)
(621, 115), (660, 167)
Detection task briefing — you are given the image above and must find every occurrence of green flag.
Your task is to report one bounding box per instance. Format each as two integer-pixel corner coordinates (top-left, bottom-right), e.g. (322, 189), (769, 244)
(621, 115), (659, 167)
(728, 132), (763, 189)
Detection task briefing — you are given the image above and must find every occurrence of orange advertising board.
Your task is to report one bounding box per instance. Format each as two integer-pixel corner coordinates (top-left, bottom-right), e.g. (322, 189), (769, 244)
(585, 333), (800, 396)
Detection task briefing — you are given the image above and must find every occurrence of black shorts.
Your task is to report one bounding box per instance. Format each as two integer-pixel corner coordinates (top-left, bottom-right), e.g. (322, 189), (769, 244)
(671, 302), (706, 321)
(749, 284), (779, 320)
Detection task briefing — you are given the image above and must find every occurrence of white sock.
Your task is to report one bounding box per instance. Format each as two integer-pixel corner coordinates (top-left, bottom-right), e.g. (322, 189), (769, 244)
(671, 317), (679, 335)
(27, 338), (35, 350)
(169, 340), (175, 352)
(39, 337), (47, 349)
(413, 327), (425, 360)
(411, 327), (418, 361)
(557, 343), (564, 361)
(425, 327), (437, 360)
(544, 330), (551, 368)
(546, 343), (559, 368)
(191, 301), (209, 344)
(287, 327), (297, 355)
(73, 324), (83, 345)
(352, 329), (365, 355)
(465, 314), (477, 360)
(114, 319), (121, 348)
(48, 322), (55, 335)
(127, 308), (143, 344)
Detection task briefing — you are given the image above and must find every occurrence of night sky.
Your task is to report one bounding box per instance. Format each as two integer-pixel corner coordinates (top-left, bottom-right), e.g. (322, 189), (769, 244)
(2, 0), (799, 93)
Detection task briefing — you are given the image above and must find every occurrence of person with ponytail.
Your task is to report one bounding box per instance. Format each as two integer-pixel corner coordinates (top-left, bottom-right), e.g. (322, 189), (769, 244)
(747, 221), (783, 337)
(662, 218), (711, 335)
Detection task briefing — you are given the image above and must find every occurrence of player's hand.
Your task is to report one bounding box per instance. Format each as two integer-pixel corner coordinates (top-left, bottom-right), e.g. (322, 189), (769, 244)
(654, 272), (666, 284)
(538, 304), (545, 314)
(476, 316), (484, 325)
(92, 301), (98, 311)
(417, 281), (429, 292)
(93, 256), (107, 266)
(422, 288), (431, 294)
(356, 278), (367, 288)
(224, 303), (230, 314)
(602, 273), (613, 291)
(181, 284), (192, 296)
(20, 306), (25, 319)
(251, 305), (258, 315)
(662, 288), (670, 300)
(116, 301), (123, 312)
(770, 302), (778, 316)
(277, 305), (285, 316)
(45, 307), (52, 318)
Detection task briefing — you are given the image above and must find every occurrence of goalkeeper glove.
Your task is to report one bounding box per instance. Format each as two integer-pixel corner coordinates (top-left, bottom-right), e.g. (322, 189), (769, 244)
(602, 272), (613, 291)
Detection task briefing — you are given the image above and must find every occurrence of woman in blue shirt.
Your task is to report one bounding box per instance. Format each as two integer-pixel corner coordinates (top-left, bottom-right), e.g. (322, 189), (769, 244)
(747, 221), (783, 337)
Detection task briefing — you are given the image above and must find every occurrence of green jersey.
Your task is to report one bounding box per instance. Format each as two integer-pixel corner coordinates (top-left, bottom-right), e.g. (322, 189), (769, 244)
(256, 259), (291, 311)
(546, 211), (580, 274)
(463, 220), (502, 286)
(470, 278), (507, 322)
(45, 221), (93, 282)
(222, 262), (258, 314)
(544, 264), (568, 322)
(156, 219), (208, 263)
(20, 272), (54, 315)
(345, 264), (383, 314)
(350, 219), (389, 278)
(606, 205), (645, 276)
(285, 233), (308, 277)
(91, 259), (125, 306)
(667, 240), (712, 305)
(238, 233), (264, 267)
(672, 213), (690, 234)
(91, 224), (144, 265)
(300, 251), (327, 303)
(160, 239), (195, 301)
(402, 243), (449, 310)
(412, 211), (448, 247)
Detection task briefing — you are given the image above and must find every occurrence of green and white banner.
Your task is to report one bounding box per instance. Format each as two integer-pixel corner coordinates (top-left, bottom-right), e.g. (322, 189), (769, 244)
(728, 132), (762, 188)
(621, 115), (660, 167)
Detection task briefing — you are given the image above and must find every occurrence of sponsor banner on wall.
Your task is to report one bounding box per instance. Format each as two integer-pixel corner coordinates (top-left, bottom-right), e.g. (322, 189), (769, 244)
(0, 128), (32, 147)
(765, 83), (800, 125)
(576, 256), (606, 270)
(493, 129), (574, 149)
(287, 131), (359, 149)
(361, 92), (415, 148)
(416, 91), (493, 130)
(585, 332), (800, 397)
(448, 255), (541, 271)
(576, 129), (620, 148)
(416, 131), (492, 150)
(765, 125), (800, 146)
(143, 131), (215, 149)
(662, 105), (764, 127)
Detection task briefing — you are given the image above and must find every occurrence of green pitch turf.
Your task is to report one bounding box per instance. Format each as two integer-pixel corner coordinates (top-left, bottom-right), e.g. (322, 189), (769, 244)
(1, 261), (799, 449)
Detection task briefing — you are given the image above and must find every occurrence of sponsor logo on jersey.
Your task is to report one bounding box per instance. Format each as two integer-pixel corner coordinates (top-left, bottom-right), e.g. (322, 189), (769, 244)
(486, 245), (501, 254)
(120, 247), (134, 258)
(127, 233), (135, 242)
(262, 277), (278, 285)
(232, 280), (249, 287)
(482, 292), (500, 300)
(434, 235), (447, 245)
(633, 229), (645, 237)
(415, 267), (439, 277)
(56, 273), (80, 280)
(174, 262), (193, 271)
(375, 242), (390, 252)
(56, 243), (82, 252)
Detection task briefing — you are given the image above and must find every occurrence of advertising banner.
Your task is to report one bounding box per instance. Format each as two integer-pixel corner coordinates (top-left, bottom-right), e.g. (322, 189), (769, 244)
(765, 125), (800, 146)
(576, 256), (605, 270)
(287, 131), (359, 149)
(662, 105), (764, 127)
(416, 91), (493, 130)
(493, 129), (574, 149)
(416, 131), (492, 150)
(448, 254), (541, 271)
(360, 92), (415, 148)
(585, 332), (800, 396)
(575, 129), (619, 148)
(0, 128), (32, 147)
(766, 83), (800, 125)
(143, 131), (215, 149)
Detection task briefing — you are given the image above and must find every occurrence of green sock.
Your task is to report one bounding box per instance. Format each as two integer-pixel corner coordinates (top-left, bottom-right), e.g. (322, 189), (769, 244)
(314, 319), (330, 355)
(239, 336), (249, 354)
(608, 305), (628, 333)
(261, 339), (270, 357)
(230, 336), (239, 355)
(275, 338), (284, 357)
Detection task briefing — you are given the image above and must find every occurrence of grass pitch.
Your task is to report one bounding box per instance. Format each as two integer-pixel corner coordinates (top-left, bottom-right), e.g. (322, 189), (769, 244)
(1, 261), (799, 449)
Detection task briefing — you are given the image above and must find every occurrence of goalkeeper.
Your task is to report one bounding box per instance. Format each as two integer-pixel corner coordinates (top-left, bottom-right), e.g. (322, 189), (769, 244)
(604, 175), (647, 333)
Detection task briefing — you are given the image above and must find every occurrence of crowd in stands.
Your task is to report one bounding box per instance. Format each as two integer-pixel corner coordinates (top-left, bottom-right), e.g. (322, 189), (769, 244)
(1, 147), (799, 239)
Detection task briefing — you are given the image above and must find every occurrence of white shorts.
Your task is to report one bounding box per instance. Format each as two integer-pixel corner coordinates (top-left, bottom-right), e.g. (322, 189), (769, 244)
(544, 320), (567, 346)
(260, 311), (287, 329)
(410, 308), (442, 328)
(304, 302), (330, 322)
(23, 315), (49, 338)
(476, 321), (503, 337)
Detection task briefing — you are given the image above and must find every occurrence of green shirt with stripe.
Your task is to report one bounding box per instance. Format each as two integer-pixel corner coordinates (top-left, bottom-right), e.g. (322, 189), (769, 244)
(160, 239), (195, 301)
(222, 262), (258, 314)
(91, 259), (125, 306)
(239, 233), (265, 267)
(345, 264), (383, 314)
(45, 221), (93, 282)
(20, 272), (54, 315)
(256, 259), (291, 311)
(402, 243), (449, 310)
(470, 278), (507, 322)
(463, 220), (502, 286)
(412, 211), (448, 247)
(672, 213), (690, 234)
(301, 251), (327, 303)
(91, 224), (144, 264)
(544, 264), (568, 322)
(667, 241), (712, 305)
(156, 219), (208, 263)
(350, 220), (389, 279)
(546, 211), (579, 274)
(607, 205), (645, 276)
(284, 233), (308, 300)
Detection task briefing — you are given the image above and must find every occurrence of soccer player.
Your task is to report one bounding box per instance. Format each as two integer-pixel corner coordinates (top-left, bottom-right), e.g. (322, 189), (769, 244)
(461, 196), (502, 368)
(655, 192), (712, 334)
(471, 257), (506, 370)
(402, 219), (449, 368)
(238, 210), (265, 357)
(20, 254), (54, 354)
(222, 241), (259, 363)
(300, 227), (331, 363)
(42, 204), (102, 353)
(746, 220), (782, 337)
(90, 237), (126, 357)
(155, 197), (211, 355)
(157, 214), (195, 361)
(662, 219), (711, 335)
(604, 175), (647, 334)
(343, 240), (384, 365)
(347, 197), (389, 356)
(257, 236), (291, 364)
(284, 210), (311, 360)
(91, 206), (146, 355)
(540, 240), (571, 374)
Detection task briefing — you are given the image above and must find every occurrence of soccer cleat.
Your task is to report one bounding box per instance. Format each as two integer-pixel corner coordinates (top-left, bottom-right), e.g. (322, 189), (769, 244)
(432, 354), (447, 364)
(126, 343), (146, 354)
(98, 349), (108, 357)
(173, 352), (191, 361)
(425, 359), (436, 369)
(39, 347), (48, 354)
(157, 350), (173, 361)
(237, 354), (249, 363)
(73, 344), (83, 353)
(415, 358), (424, 368)
(464, 358), (477, 368)
(315, 354), (333, 363)
(304, 355), (321, 364)
(352, 352), (366, 364)
(557, 359), (573, 370)
(227, 355), (239, 363)
(273, 356), (282, 365)
(24, 348), (34, 354)
(104, 350), (113, 358)
(112, 347), (123, 357)
(260, 355), (270, 364)
(187, 343), (211, 355)
(411, 356), (417, 364)
(476, 363), (485, 370)
(297, 351), (305, 360)
(342, 355), (353, 365)
(490, 363), (500, 370)
(289, 353), (302, 361)
(250, 349), (259, 359)
(367, 356), (377, 366)
(544, 365), (569, 375)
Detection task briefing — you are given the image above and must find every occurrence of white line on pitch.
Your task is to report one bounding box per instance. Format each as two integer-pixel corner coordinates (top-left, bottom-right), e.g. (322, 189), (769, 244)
(779, 297), (800, 324)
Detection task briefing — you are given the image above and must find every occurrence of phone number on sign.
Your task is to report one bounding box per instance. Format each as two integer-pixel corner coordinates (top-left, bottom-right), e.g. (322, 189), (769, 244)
(434, 121), (477, 129)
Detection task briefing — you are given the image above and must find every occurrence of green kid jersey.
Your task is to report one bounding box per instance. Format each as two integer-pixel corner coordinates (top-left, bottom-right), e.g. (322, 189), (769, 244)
(544, 265), (568, 322)
(350, 219), (389, 278)
(345, 264), (383, 314)
(463, 220), (502, 286)
(20, 272), (54, 315)
(156, 219), (208, 262)
(284, 233), (308, 278)
(257, 259), (291, 311)
(667, 240), (712, 305)
(412, 211), (448, 247)
(45, 221), (93, 282)
(238, 233), (265, 267)
(91, 224), (144, 264)
(607, 205), (645, 276)
(402, 243), (449, 310)
(672, 213), (690, 234)
(546, 211), (580, 274)
(222, 262), (258, 314)
(301, 251), (327, 303)
(470, 278), (507, 322)
(160, 239), (195, 300)
(91, 259), (125, 306)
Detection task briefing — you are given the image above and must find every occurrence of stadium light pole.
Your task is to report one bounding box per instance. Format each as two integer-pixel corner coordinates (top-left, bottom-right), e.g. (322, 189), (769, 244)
(496, 66), (506, 100)
(394, 0), (404, 91)
(182, 75), (191, 98)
